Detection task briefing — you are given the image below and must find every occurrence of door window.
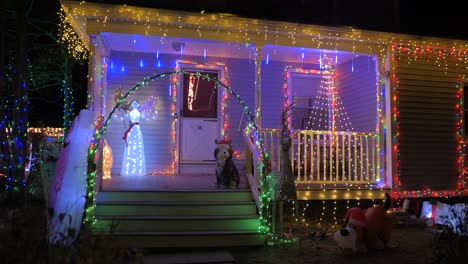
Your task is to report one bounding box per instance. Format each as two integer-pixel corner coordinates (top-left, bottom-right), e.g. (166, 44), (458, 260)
(182, 71), (218, 118)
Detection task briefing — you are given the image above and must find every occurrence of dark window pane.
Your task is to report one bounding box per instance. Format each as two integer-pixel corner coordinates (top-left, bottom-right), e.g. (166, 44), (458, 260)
(182, 72), (218, 118)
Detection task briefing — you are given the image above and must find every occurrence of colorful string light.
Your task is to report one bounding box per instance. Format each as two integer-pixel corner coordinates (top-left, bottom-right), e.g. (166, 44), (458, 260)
(58, 1), (468, 244)
(58, 9), (88, 61)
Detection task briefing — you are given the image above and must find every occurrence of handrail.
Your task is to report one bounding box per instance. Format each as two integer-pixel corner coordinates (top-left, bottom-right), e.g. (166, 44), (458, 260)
(243, 129), (261, 211)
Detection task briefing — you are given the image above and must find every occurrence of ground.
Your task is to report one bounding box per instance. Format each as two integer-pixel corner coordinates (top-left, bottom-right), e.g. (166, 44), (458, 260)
(141, 226), (452, 264)
(229, 226), (435, 264)
(2, 202), (467, 264)
(2, 198), (467, 264)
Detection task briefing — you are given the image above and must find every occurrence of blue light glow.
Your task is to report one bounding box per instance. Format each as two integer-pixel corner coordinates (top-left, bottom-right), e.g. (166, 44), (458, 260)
(139, 59), (144, 68)
(319, 53), (323, 69)
(266, 53), (269, 64)
(121, 66), (125, 72)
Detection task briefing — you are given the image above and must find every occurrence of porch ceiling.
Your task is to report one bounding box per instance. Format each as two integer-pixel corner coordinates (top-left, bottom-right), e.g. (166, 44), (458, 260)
(100, 32), (359, 64)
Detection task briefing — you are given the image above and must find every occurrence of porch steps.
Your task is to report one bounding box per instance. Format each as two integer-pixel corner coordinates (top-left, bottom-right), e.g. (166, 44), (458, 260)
(93, 190), (264, 248)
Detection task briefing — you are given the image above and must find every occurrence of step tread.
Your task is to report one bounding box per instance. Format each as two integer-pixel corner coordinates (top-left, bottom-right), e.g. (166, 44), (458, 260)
(96, 201), (256, 206)
(99, 189), (251, 193)
(94, 230), (262, 236)
(96, 215), (260, 220)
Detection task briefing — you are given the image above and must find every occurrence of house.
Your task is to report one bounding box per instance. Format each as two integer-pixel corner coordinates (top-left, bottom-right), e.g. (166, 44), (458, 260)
(59, 0), (468, 247)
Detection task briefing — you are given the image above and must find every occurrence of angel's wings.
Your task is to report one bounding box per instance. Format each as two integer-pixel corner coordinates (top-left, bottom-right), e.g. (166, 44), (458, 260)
(138, 96), (157, 118)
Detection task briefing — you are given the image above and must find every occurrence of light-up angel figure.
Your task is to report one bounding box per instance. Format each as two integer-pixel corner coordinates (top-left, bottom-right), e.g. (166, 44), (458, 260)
(121, 100), (146, 177)
(114, 87), (157, 177)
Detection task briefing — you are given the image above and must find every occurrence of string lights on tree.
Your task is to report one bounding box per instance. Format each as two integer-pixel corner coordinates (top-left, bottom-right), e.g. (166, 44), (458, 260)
(58, 1), (468, 245)
(58, 9), (88, 61)
(80, 70), (290, 243)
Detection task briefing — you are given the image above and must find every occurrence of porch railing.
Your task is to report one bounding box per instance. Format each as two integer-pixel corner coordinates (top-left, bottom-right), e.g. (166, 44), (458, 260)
(243, 130), (262, 210)
(260, 129), (381, 185)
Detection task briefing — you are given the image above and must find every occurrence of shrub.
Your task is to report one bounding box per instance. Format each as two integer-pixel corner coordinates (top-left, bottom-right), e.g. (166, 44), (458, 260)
(426, 204), (468, 264)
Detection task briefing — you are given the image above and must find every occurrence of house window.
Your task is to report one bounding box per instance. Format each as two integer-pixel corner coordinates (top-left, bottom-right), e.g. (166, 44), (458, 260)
(289, 72), (331, 130)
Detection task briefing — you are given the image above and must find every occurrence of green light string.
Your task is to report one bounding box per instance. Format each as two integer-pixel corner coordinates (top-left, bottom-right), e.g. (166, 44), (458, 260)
(2, 58), (33, 192)
(82, 71), (277, 242)
(2, 96), (29, 192)
(62, 56), (74, 137)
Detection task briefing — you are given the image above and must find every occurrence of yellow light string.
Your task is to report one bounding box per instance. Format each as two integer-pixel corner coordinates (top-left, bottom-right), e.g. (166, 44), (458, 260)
(58, 9), (88, 61)
(27, 127), (64, 137)
(62, 0), (468, 242)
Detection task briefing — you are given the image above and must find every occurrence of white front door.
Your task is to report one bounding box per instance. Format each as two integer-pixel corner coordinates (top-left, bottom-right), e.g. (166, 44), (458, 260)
(179, 71), (220, 163)
(180, 118), (218, 161)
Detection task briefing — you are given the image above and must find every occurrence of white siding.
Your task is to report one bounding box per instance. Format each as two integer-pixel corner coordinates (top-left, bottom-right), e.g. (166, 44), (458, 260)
(105, 52), (256, 174)
(335, 56), (378, 132)
(261, 61), (318, 129)
(106, 52), (174, 174)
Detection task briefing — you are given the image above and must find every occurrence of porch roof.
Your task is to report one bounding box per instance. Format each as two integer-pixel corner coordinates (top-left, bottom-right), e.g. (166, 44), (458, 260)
(60, 0), (468, 58)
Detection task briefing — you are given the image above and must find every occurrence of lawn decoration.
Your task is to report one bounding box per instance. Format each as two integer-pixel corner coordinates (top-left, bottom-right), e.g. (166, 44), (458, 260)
(421, 200), (467, 235)
(49, 109), (96, 245)
(268, 105), (299, 240)
(214, 139), (239, 188)
(334, 193), (392, 252)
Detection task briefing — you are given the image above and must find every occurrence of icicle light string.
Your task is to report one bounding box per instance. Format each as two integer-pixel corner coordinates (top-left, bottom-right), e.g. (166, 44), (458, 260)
(82, 70), (291, 244)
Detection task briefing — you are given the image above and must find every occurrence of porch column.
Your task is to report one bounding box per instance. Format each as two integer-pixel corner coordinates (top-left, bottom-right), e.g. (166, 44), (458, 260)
(385, 45), (394, 189)
(87, 36), (96, 112)
(95, 34), (109, 117)
(254, 46), (263, 129)
(87, 35), (109, 120)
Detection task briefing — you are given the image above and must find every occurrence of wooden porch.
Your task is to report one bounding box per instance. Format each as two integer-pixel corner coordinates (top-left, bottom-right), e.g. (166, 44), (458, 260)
(99, 173), (387, 199)
(100, 173), (249, 191)
(244, 128), (389, 202)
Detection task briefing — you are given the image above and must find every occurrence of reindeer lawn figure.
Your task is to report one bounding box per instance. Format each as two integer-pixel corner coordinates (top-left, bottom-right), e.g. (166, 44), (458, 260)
(267, 104), (298, 241)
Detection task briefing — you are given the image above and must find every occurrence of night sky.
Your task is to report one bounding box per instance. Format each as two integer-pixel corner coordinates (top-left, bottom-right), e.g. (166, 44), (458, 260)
(85, 0), (468, 40)
(25, 0), (468, 126)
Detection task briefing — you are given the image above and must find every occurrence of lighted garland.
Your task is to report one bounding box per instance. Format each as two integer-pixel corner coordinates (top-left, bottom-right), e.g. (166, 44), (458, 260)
(392, 44), (468, 198)
(455, 80), (467, 192)
(59, 9), (88, 61)
(82, 71), (281, 243)
(0, 118), (14, 191)
(168, 61), (235, 173)
(175, 61), (230, 141)
(63, 1), (468, 202)
(282, 64), (380, 229)
(1, 96), (29, 192)
(377, 60), (386, 185)
(59, 8), (83, 135)
(62, 77), (74, 136)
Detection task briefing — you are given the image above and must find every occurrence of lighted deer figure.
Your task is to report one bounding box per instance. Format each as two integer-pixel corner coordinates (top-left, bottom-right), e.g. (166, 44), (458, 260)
(268, 102), (298, 240)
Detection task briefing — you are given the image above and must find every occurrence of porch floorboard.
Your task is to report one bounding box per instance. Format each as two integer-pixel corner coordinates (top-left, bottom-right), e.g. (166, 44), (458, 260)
(100, 174), (249, 191)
